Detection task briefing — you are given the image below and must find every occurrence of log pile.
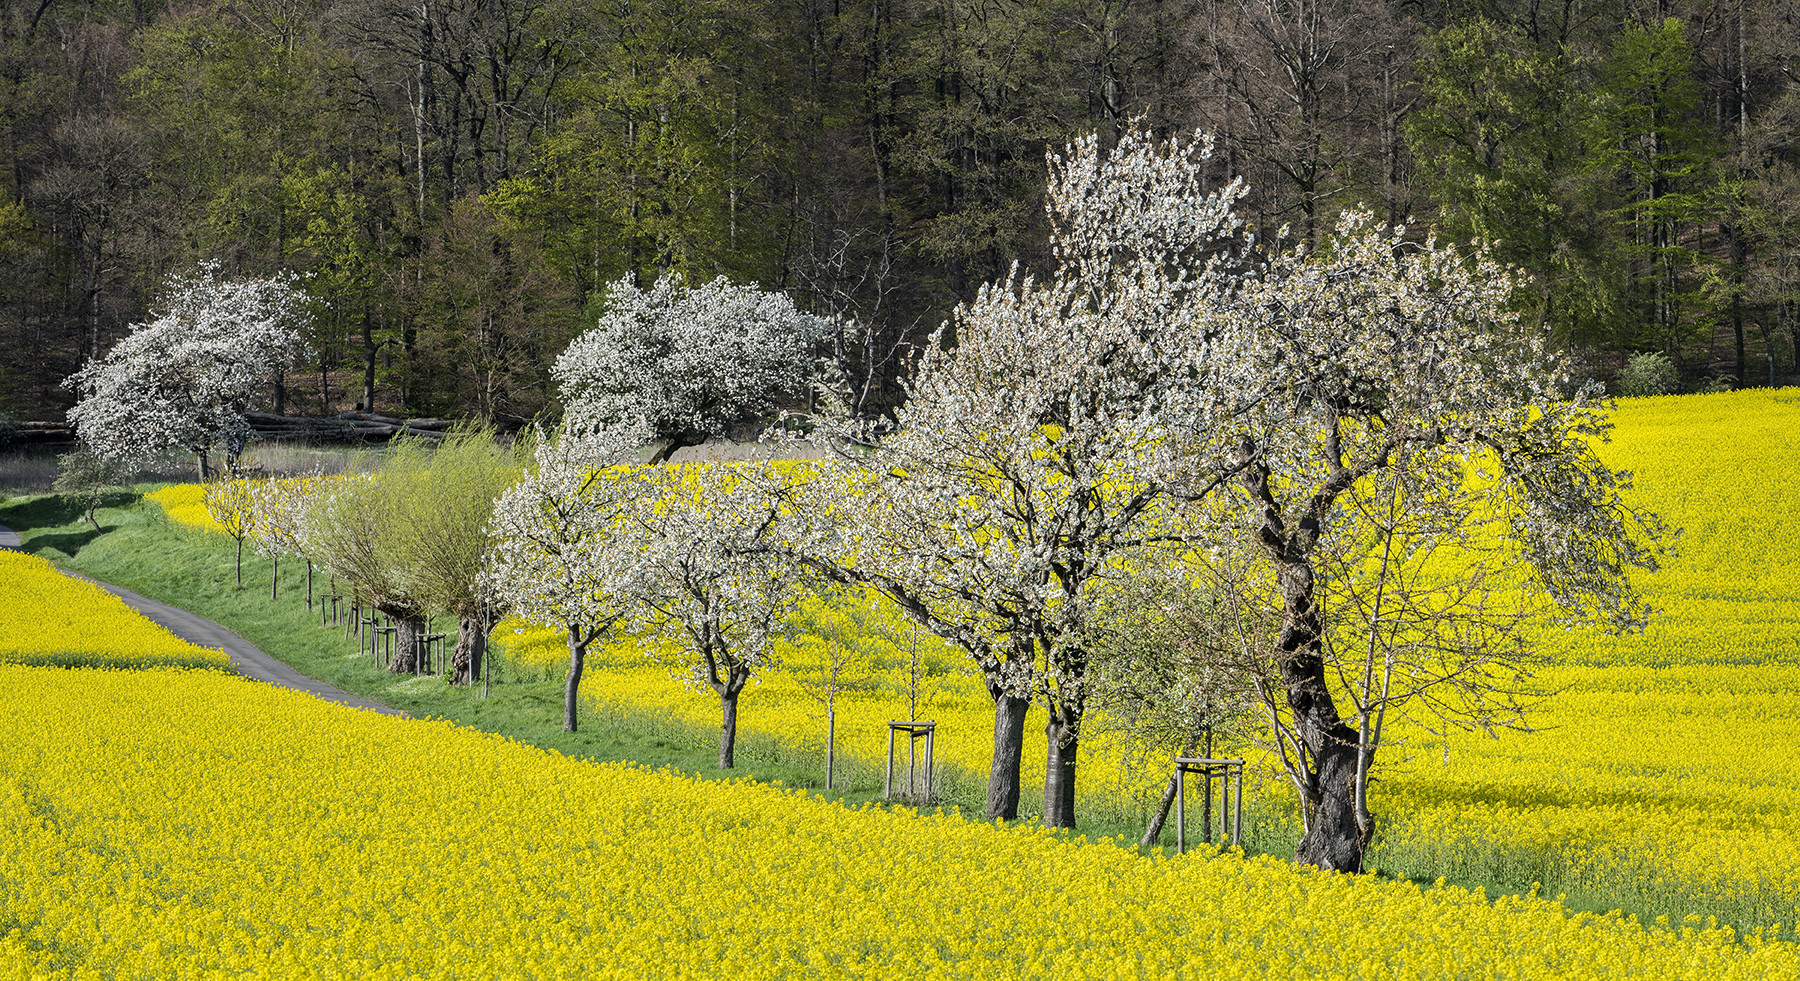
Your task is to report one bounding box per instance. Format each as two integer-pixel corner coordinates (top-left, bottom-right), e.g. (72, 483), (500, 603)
(13, 421), (74, 446)
(9, 413), (452, 448)
(243, 412), (451, 443)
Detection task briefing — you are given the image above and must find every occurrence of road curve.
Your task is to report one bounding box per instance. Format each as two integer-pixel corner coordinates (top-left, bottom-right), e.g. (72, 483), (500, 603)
(1, 524), (406, 718)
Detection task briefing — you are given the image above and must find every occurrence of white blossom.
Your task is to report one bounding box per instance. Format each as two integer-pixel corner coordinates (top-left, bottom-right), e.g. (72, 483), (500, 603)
(64, 263), (312, 476)
(553, 274), (831, 448)
(485, 422), (653, 731)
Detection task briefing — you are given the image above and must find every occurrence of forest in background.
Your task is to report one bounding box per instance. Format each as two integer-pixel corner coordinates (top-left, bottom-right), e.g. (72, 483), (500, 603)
(2, 0), (1798, 425)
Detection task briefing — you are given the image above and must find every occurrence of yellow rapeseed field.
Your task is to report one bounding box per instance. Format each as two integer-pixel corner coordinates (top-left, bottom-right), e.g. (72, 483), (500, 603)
(0, 549), (230, 671)
(145, 483), (214, 534)
(4, 663), (1797, 981)
(148, 391), (1800, 933)
(485, 391), (1800, 933)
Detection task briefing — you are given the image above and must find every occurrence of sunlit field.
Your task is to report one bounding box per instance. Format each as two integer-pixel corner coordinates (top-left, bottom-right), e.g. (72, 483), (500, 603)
(0, 548), (230, 671)
(142, 390), (1800, 938)
(4, 663), (1797, 980)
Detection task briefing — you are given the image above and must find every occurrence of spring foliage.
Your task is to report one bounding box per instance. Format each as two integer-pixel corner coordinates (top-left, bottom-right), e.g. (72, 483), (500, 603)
(63, 264), (311, 474)
(553, 274), (831, 445)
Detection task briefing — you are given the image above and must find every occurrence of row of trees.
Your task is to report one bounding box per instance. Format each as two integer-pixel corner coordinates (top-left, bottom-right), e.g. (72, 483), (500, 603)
(67, 126), (1665, 877)
(6, 0), (1800, 425)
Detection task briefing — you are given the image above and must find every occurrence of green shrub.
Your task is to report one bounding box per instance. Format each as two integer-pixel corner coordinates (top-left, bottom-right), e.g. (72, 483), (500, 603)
(1615, 351), (1681, 397)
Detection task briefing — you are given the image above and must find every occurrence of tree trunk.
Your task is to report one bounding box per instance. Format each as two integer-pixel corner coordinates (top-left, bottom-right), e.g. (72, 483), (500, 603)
(196, 451), (211, 482)
(305, 560), (313, 611)
(361, 316), (376, 412)
(385, 611), (428, 674)
(1140, 736), (1197, 848)
(450, 613), (486, 685)
(270, 554), (278, 601)
(1043, 713), (1080, 829)
(718, 687), (740, 769)
(234, 538), (243, 587)
(1141, 771), (1182, 848)
(986, 693), (1030, 821)
(563, 631), (587, 732)
(1277, 558), (1368, 872)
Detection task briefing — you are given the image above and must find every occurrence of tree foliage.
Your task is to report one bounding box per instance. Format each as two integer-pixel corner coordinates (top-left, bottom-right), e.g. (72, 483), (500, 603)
(553, 274), (831, 452)
(797, 126), (1248, 826)
(485, 422), (652, 731)
(610, 462), (817, 768)
(64, 264), (311, 479)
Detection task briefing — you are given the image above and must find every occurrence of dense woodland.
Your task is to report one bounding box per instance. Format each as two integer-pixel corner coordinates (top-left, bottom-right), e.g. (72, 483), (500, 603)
(3, 0), (1799, 424)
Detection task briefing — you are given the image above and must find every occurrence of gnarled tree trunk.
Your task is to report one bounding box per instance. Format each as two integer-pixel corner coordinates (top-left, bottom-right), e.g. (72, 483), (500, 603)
(1043, 715), (1080, 829)
(450, 613), (487, 685)
(384, 609), (429, 674)
(1276, 557), (1368, 872)
(986, 692), (1031, 820)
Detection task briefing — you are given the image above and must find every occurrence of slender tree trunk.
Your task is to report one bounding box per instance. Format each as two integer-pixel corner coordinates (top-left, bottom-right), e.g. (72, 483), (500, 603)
(563, 631), (587, 732)
(451, 613), (486, 685)
(986, 693), (1030, 820)
(305, 560), (313, 611)
(270, 554), (278, 600)
(362, 317), (376, 412)
(386, 611), (428, 674)
(1140, 736), (1198, 848)
(1042, 713), (1080, 829)
(718, 686), (741, 768)
(197, 451), (211, 482)
(234, 538), (243, 587)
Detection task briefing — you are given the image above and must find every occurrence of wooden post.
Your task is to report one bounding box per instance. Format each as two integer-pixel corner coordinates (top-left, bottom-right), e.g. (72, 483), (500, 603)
(1176, 765), (1187, 854)
(884, 726), (895, 799)
(1171, 758), (1246, 853)
(825, 708), (836, 791)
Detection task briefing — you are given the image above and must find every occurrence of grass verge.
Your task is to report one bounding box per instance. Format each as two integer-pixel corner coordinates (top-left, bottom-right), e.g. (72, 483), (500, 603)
(0, 488), (1217, 848)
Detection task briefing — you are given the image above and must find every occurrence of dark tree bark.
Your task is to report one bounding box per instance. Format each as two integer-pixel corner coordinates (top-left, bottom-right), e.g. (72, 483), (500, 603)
(718, 687), (740, 768)
(563, 629), (589, 732)
(1274, 553), (1367, 872)
(450, 613), (487, 685)
(1043, 716), (1080, 829)
(711, 662), (751, 768)
(1240, 430), (1376, 873)
(986, 692), (1031, 820)
(234, 537), (244, 587)
(1042, 640), (1090, 829)
(384, 610), (429, 674)
(270, 554), (278, 600)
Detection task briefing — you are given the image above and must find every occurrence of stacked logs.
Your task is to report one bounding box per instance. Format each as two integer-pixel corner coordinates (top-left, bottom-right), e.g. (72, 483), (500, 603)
(242, 412), (452, 443)
(10, 413), (452, 448)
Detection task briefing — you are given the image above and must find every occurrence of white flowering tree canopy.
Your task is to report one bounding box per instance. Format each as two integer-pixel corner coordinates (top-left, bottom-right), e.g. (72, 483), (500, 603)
(792, 127), (1253, 825)
(248, 473), (325, 561)
(64, 263), (312, 476)
(485, 422), (653, 731)
(552, 274), (832, 452)
(609, 462), (819, 768)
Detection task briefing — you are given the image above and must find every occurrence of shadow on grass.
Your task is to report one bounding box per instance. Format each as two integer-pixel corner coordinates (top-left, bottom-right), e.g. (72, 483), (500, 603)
(0, 493), (91, 533)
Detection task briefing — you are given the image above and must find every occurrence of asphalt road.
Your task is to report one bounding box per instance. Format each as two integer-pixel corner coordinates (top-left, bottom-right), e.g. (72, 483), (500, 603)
(2, 523), (406, 718)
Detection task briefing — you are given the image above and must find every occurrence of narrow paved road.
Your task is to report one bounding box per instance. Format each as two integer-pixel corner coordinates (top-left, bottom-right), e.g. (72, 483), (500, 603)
(2, 524), (406, 717)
